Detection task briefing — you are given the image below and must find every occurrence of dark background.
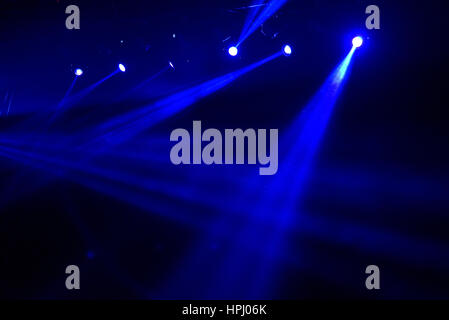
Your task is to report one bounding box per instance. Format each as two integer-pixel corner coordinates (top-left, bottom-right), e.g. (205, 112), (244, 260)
(0, 0), (448, 299)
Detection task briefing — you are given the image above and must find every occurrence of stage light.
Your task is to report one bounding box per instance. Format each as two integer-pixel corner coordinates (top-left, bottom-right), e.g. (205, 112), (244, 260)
(283, 45), (292, 56)
(228, 46), (238, 57)
(352, 36), (363, 48)
(75, 68), (83, 76)
(118, 63), (126, 72)
(169, 61), (175, 69)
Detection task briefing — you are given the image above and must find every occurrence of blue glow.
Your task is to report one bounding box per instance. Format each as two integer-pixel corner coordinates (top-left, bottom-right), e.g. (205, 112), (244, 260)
(283, 45), (292, 56)
(87, 251), (95, 259)
(118, 63), (126, 72)
(228, 46), (238, 57)
(75, 68), (83, 76)
(169, 61), (175, 69)
(352, 36), (363, 48)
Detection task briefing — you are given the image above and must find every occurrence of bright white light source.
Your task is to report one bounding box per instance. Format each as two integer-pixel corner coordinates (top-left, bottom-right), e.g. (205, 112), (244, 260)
(283, 45), (292, 56)
(228, 46), (238, 57)
(118, 63), (126, 72)
(169, 61), (174, 69)
(75, 68), (83, 76)
(352, 36), (363, 48)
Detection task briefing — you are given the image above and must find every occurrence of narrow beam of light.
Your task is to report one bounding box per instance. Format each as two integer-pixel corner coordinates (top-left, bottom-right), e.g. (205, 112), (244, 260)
(234, 2), (266, 10)
(55, 76), (79, 110)
(237, 0), (265, 46)
(237, 0), (288, 47)
(122, 65), (171, 98)
(52, 69), (120, 118)
(3, 67), (83, 131)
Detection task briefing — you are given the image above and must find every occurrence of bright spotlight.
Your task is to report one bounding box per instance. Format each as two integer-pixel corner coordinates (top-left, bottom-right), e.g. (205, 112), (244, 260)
(169, 61), (175, 69)
(118, 63), (126, 72)
(283, 45), (292, 56)
(228, 46), (238, 57)
(75, 68), (83, 76)
(352, 36), (363, 48)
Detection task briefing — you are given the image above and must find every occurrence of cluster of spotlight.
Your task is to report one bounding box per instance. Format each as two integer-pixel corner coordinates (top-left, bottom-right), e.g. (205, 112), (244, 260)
(74, 61), (175, 76)
(228, 44), (293, 57)
(227, 36), (363, 57)
(74, 63), (128, 76)
(74, 37), (363, 76)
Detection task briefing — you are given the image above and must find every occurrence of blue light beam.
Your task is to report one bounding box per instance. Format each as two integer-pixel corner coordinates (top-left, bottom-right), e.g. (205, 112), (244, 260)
(83, 51), (283, 152)
(237, 0), (288, 47)
(237, 0), (265, 46)
(237, 44), (360, 298)
(52, 70), (120, 118)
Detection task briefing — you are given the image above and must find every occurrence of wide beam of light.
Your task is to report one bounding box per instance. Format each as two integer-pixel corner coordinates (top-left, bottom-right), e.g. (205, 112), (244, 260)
(236, 45), (360, 298)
